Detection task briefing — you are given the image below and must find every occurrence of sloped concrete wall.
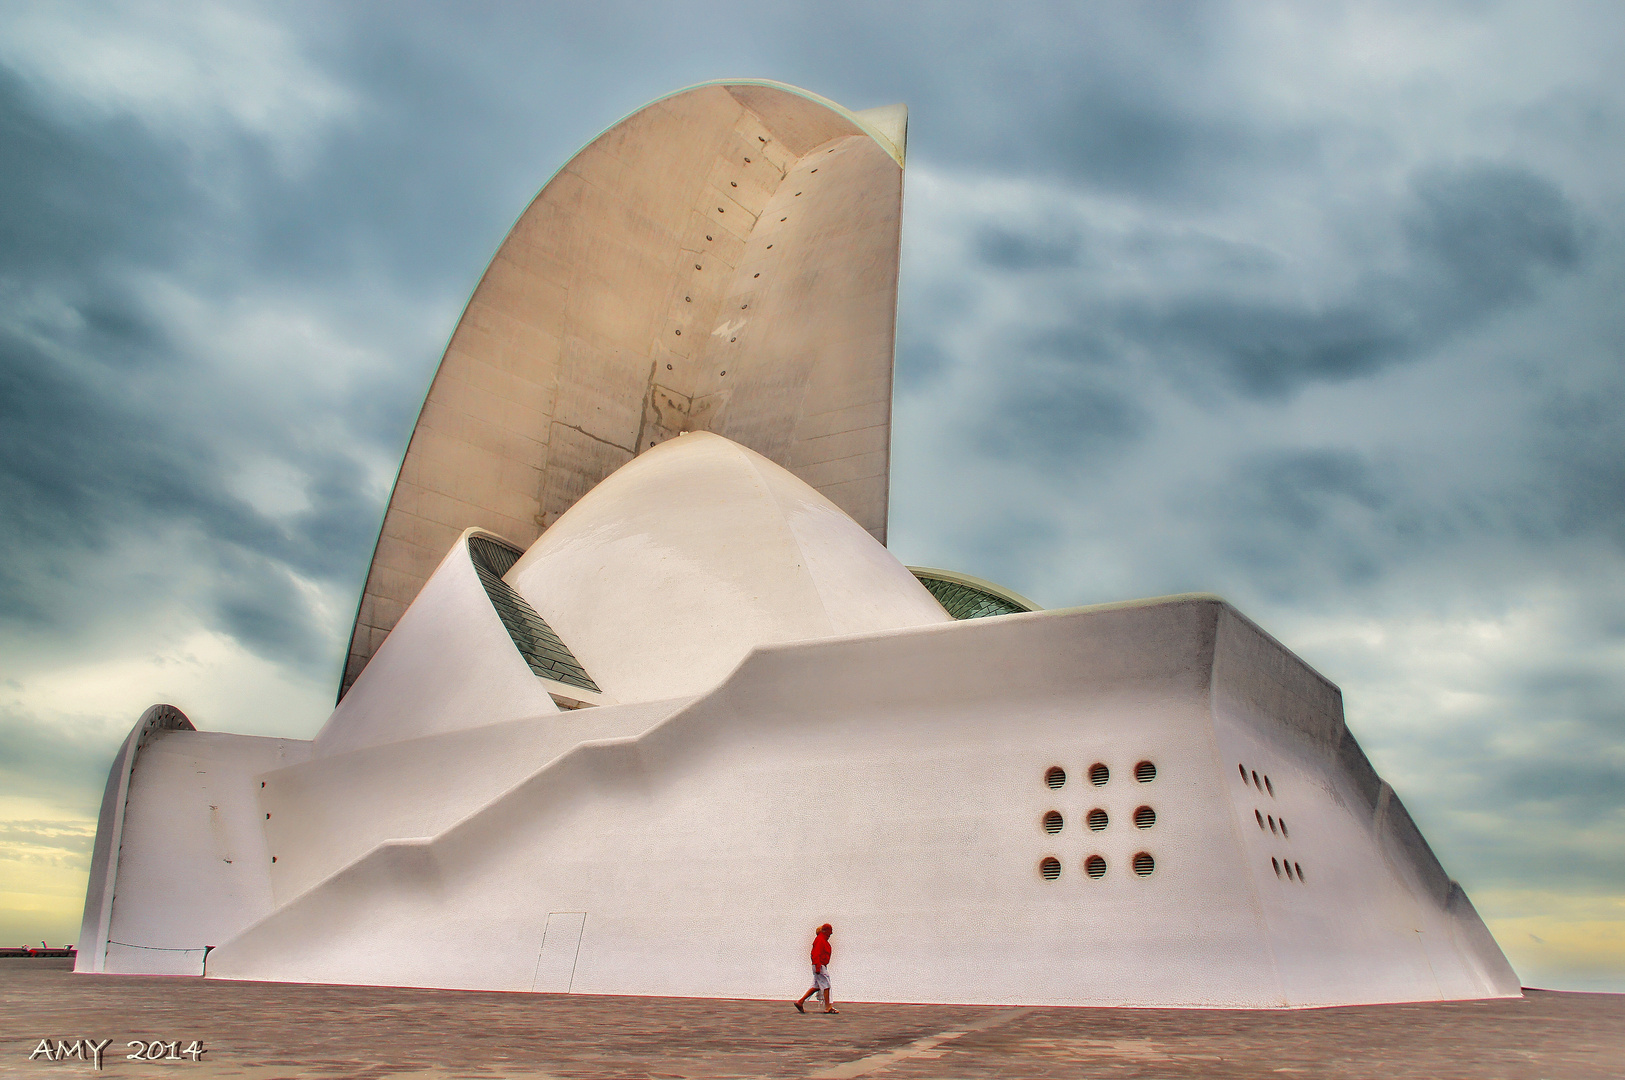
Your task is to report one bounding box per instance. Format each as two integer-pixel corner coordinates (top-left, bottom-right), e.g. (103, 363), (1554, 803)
(99, 730), (309, 975)
(207, 599), (1517, 1006)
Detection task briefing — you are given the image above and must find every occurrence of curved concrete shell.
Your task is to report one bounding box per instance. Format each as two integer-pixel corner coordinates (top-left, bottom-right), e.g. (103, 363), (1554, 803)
(506, 431), (949, 703)
(78, 81), (1521, 1008)
(342, 80), (909, 699)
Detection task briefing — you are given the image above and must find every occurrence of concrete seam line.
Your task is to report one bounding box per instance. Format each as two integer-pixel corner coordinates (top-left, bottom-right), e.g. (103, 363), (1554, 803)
(808, 1007), (1034, 1078)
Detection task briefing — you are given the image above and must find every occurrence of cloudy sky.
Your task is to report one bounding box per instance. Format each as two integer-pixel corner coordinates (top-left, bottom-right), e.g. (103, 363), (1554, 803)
(1, 1), (1621, 991)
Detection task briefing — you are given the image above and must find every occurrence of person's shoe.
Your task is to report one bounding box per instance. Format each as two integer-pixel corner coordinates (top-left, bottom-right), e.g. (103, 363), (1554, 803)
(824, 1008), (839, 1014)
(794, 1001), (805, 1013)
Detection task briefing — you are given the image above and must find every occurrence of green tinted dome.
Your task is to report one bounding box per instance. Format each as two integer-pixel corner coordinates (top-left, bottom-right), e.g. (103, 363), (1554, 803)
(909, 567), (1040, 619)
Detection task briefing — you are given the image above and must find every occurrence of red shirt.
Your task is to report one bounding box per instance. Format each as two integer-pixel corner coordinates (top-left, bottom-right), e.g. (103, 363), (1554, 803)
(811, 932), (832, 967)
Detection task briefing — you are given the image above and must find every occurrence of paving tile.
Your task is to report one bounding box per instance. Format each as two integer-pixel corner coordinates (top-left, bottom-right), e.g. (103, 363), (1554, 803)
(3, 960), (1621, 1079)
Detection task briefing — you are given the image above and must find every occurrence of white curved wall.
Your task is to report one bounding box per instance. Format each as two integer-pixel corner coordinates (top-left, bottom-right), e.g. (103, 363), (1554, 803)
(504, 432), (949, 703)
(205, 598), (1518, 1006)
(316, 528), (559, 758)
(342, 81), (908, 696)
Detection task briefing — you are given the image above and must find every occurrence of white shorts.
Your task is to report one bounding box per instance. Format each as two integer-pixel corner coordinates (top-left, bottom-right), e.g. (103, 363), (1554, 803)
(812, 968), (830, 990)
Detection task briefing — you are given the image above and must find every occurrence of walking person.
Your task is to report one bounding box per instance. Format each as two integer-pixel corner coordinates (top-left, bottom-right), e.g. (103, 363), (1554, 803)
(795, 924), (838, 1013)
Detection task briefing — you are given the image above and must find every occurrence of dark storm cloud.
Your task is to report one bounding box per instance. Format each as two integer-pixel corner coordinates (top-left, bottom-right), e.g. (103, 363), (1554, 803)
(974, 374), (1148, 463)
(0, 706), (115, 803)
(0, 68), (192, 278)
(973, 225), (1082, 271)
(2, 0), (1624, 987)
(1114, 164), (1589, 399)
(1041, 82), (1321, 202)
(0, 67), (385, 668)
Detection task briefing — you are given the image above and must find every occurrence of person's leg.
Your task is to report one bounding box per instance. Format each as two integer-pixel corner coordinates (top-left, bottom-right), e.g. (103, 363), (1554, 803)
(822, 987), (837, 1013)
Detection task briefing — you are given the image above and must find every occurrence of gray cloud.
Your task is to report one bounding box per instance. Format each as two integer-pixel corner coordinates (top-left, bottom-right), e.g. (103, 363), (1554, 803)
(1, 0), (1623, 989)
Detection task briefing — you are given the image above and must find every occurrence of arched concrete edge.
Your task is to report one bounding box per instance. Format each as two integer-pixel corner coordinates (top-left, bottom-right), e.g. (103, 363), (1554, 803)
(75, 704), (195, 973)
(336, 79), (905, 704)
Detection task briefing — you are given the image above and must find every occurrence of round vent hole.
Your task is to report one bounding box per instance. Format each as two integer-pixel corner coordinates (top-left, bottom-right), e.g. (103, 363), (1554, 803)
(1089, 762), (1109, 786)
(1134, 805), (1155, 829)
(1042, 811), (1063, 835)
(1133, 852), (1155, 877)
(1265, 775), (1275, 796)
(1294, 862), (1304, 881)
(754, 273), (760, 278)
(1280, 819), (1289, 838)
(730, 181), (737, 187)
(1039, 857), (1061, 881)
(1084, 855), (1106, 879)
(1268, 815), (1277, 833)
(1135, 760), (1156, 783)
(1272, 857), (1281, 876)
(1044, 766), (1066, 790)
(1252, 770), (1261, 790)
(1239, 763), (1247, 781)
(1086, 808), (1108, 831)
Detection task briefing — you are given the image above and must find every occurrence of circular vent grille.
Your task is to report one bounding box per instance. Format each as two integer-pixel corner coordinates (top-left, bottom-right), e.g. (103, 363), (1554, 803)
(1045, 766), (1066, 789)
(1084, 855), (1106, 879)
(1132, 852), (1155, 877)
(1135, 760), (1156, 783)
(1042, 811), (1063, 834)
(1086, 808), (1108, 831)
(1039, 857), (1061, 881)
(1088, 762), (1110, 786)
(1134, 805), (1156, 829)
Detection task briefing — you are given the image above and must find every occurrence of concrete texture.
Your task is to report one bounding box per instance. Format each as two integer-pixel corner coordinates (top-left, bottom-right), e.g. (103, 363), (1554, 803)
(78, 433), (1516, 1005)
(6, 960), (1622, 1079)
(341, 80), (908, 697)
(505, 432), (950, 703)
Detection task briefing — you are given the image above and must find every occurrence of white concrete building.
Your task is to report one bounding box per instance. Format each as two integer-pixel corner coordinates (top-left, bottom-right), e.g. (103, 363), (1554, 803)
(76, 81), (1519, 1007)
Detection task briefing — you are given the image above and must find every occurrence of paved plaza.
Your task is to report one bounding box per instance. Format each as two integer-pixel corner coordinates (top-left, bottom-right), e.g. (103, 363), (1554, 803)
(3, 960), (1621, 1079)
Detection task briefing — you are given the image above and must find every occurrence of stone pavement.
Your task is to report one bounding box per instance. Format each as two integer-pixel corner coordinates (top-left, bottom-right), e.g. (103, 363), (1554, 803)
(3, 960), (1621, 1079)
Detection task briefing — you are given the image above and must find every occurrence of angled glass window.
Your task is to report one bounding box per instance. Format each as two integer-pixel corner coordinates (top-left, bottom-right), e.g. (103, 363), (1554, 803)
(467, 535), (601, 693)
(910, 567), (1039, 619)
